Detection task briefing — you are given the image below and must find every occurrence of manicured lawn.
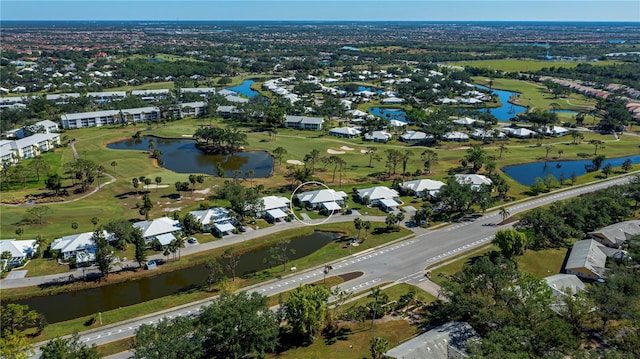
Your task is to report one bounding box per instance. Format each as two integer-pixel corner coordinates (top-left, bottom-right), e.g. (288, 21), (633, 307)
(446, 59), (620, 73)
(268, 319), (418, 359)
(517, 247), (569, 278)
(97, 338), (131, 357)
(472, 77), (596, 111)
(428, 245), (569, 286)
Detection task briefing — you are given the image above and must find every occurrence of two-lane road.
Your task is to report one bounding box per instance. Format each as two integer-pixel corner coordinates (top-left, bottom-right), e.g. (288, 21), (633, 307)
(29, 173), (635, 357)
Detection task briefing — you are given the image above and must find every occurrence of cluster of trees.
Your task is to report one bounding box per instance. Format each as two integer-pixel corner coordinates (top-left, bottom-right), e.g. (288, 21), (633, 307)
(130, 286), (348, 359)
(435, 233), (640, 358)
(193, 127), (248, 154)
(536, 62), (640, 89)
(437, 177), (493, 213)
(0, 304), (48, 359)
(516, 179), (636, 249)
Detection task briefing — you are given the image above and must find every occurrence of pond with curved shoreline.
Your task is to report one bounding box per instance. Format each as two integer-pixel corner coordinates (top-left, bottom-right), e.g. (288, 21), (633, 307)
(502, 155), (640, 186)
(107, 136), (274, 178)
(7, 231), (339, 323)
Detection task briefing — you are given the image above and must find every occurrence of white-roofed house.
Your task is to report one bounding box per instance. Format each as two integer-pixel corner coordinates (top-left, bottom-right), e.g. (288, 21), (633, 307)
(297, 189), (348, 214)
(444, 131), (469, 142)
(180, 102), (206, 118)
(544, 126), (569, 137)
(504, 127), (536, 139)
(544, 273), (587, 314)
(50, 231), (115, 264)
(189, 207), (233, 231)
(133, 217), (181, 244)
(381, 97), (404, 104)
(0, 133), (62, 163)
(401, 179), (446, 197)
(259, 195), (291, 223)
(329, 127), (361, 139)
(400, 130), (433, 145)
(357, 186), (401, 211)
(0, 239), (38, 268)
(454, 174), (493, 191)
(452, 117), (477, 127)
(364, 130), (392, 143)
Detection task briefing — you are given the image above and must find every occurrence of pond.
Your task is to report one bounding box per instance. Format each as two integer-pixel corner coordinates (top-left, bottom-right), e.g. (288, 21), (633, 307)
(9, 231), (339, 323)
(476, 84), (528, 122)
(225, 79), (260, 98)
(107, 137), (273, 178)
(368, 107), (409, 124)
(502, 155), (640, 186)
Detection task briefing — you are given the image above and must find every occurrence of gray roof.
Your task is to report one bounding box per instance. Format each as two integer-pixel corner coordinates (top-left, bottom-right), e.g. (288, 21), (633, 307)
(588, 220), (640, 248)
(565, 239), (607, 278)
(385, 321), (477, 359)
(285, 115), (324, 125)
(60, 107), (159, 121)
(87, 91), (126, 98)
(544, 274), (586, 297)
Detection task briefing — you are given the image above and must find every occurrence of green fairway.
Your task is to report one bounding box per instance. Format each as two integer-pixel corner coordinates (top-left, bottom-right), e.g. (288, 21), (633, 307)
(446, 59), (620, 73)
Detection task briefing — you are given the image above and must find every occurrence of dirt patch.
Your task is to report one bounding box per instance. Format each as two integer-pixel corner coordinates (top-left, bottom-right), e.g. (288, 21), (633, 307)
(498, 216), (519, 226)
(193, 188), (211, 195)
(338, 271), (364, 282)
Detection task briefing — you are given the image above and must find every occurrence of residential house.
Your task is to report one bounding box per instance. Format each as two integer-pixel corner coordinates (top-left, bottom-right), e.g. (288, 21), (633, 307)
(357, 186), (401, 211)
(452, 117), (477, 127)
(443, 131), (469, 142)
(51, 231), (114, 264)
(190, 207), (236, 235)
(385, 321), (478, 359)
(544, 126), (569, 137)
(454, 174), (493, 191)
(329, 127), (361, 139)
(544, 273), (586, 313)
(133, 217), (181, 245)
(588, 220), (640, 249)
(400, 131), (433, 145)
(364, 130), (392, 143)
(504, 127), (536, 139)
(284, 115), (324, 131)
(259, 195), (291, 223)
(564, 239), (608, 280)
(60, 107), (160, 129)
(381, 96), (404, 104)
(297, 189), (348, 213)
(401, 179), (446, 197)
(0, 96), (30, 109)
(0, 239), (38, 268)
(471, 129), (506, 141)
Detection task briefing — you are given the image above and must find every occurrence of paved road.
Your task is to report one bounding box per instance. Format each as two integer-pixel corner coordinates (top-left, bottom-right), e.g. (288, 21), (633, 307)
(26, 173), (636, 358)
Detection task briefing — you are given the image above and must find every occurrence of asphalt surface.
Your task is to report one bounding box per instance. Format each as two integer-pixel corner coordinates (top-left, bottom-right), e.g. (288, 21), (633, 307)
(22, 173), (636, 358)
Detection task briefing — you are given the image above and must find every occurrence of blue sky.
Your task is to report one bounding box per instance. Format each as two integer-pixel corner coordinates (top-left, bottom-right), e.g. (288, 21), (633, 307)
(2, 1), (639, 21)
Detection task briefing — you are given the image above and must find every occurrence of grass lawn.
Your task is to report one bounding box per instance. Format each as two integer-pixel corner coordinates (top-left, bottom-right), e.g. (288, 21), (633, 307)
(472, 77), (596, 111)
(446, 59), (620, 73)
(97, 338), (131, 357)
(517, 247), (569, 278)
(428, 245), (568, 286)
(268, 319), (417, 359)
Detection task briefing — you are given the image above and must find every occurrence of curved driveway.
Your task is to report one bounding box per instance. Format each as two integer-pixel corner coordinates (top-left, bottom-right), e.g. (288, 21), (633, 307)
(26, 172), (637, 358)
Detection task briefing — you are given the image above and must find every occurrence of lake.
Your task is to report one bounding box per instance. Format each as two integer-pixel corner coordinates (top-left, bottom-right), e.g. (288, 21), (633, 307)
(225, 79), (260, 98)
(502, 155), (640, 186)
(107, 137), (274, 178)
(368, 107), (408, 123)
(9, 231), (338, 323)
(476, 84), (528, 121)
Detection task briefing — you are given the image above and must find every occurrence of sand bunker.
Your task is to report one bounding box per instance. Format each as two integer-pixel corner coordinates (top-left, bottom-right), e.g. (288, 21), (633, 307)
(340, 146), (354, 151)
(327, 149), (346, 154)
(360, 149), (369, 154)
(286, 159), (305, 165)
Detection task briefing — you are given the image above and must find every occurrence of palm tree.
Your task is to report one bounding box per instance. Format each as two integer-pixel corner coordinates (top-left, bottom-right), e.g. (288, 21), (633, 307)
(499, 206), (510, 222)
(110, 160), (117, 174)
(369, 287), (381, 329)
(245, 169), (255, 187)
(154, 176), (162, 191)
